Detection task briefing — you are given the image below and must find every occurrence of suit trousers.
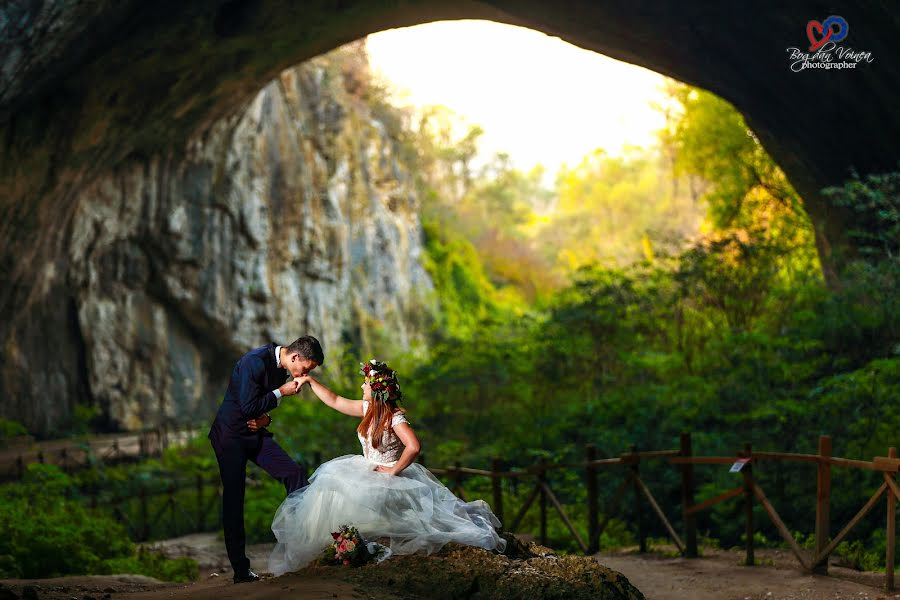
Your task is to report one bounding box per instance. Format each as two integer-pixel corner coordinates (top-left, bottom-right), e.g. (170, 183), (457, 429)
(214, 436), (307, 574)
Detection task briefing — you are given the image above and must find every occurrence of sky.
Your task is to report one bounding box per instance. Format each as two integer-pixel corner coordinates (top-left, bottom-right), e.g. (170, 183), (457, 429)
(366, 20), (671, 178)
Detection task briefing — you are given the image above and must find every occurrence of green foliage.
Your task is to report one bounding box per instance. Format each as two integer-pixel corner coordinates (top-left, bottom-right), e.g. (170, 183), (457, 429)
(822, 169), (900, 262)
(834, 539), (884, 572)
(397, 172), (897, 565)
(0, 418), (28, 442)
(419, 219), (515, 337)
(660, 83), (810, 237)
(101, 548), (198, 582)
(546, 147), (703, 272)
(9, 54), (897, 576)
(0, 464), (197, 580)
(55, 403), (103, 438)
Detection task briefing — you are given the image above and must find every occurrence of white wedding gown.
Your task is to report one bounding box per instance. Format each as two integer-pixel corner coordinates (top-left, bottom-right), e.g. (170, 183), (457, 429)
(268, 401), (506, 575)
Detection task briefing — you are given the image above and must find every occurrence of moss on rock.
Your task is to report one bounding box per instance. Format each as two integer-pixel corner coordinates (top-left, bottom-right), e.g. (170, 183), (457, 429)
(305, 537), (644, 600)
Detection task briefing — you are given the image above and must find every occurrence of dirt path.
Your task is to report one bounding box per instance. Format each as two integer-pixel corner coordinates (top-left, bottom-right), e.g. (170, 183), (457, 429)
(3, 536), (897, 600)
(0, 573), (383, 600)
(597, 547), (899, 600)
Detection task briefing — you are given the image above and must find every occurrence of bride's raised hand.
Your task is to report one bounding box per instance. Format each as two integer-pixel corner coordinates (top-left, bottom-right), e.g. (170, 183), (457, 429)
(294, 374), (312, 390)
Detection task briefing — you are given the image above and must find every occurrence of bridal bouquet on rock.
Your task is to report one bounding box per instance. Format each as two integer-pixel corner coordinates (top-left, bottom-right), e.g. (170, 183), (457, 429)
(321, 524), (391, 567)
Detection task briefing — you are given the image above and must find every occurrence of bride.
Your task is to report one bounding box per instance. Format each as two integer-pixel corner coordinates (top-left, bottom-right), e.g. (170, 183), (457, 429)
(268, 359), (506, 575)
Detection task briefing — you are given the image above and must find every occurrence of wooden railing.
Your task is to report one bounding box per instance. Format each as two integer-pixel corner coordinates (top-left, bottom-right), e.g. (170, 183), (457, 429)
(427, 434), (899, 592)
(82, 475), (223, 542)
(6, 431), (896, 590)
(1, 426), (201, 481)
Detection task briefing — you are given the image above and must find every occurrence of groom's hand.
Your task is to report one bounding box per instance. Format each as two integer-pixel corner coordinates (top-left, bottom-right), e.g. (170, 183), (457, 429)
(247, 413), (271, 431)
(278, 380), (300, 397)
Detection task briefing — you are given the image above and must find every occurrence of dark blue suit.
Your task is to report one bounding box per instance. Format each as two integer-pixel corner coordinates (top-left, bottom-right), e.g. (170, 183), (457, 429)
(209, 343), (306, 575)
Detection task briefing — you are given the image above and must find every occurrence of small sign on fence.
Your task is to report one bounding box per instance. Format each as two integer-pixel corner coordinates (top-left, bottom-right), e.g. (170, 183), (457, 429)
(730, 458), (750, 473)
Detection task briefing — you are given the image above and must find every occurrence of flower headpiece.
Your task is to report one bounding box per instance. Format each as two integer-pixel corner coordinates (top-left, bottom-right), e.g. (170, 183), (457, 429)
(359, 359), (402, 404)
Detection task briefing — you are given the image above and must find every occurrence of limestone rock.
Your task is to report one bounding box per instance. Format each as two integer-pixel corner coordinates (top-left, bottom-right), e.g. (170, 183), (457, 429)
(2, 46), (432, 435)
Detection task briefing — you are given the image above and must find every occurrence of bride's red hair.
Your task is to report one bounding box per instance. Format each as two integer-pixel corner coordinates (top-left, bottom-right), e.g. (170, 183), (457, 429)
(358, 396), (404, 449)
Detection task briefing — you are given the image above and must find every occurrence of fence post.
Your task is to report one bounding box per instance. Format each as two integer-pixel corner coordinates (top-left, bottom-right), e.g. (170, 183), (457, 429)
(169, 483), (177, 532)
(16, 456), (24, 480)
(680, 433), (698, 557)
(491, 457), (504, 527)
(630, 445), (646, 553)
(814, 435), (832, 575)
(539, 458), (548, 546)
(742, 443), (754, 566)
(586, 444), (599, 554)
(886, 446), (896, 592)
(454, 461), (464, 498)
(197, 474), (205, 531)
(140, 485), (149, 541)
(37, 451), (44, 464)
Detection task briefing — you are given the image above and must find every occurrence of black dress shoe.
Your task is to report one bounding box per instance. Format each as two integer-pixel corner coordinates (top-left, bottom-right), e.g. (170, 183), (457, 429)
(233, 569), (260, 584)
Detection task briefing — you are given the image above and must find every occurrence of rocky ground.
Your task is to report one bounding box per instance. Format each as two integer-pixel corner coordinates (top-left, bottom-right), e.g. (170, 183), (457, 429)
(0, 534), (643, 600)
(2, 534), (897, 600)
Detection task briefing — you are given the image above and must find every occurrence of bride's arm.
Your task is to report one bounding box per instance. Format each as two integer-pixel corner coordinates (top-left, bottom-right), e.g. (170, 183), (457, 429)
(378, 423), (421, 475)
(298, 376), (364, 417)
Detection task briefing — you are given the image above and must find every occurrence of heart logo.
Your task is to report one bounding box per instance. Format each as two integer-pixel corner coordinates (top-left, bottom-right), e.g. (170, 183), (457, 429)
(806, 20), (832, 51)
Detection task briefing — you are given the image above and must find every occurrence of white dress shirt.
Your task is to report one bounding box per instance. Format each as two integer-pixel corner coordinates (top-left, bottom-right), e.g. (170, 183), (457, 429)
(272, 345), (283, 405)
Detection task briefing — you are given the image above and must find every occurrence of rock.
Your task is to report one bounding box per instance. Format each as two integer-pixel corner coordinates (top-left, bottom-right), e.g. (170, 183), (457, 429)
(0, 43), (432, 435)
(0, 3), (895, 326)
(20, 587), (38, 600)
(329, 537), (645, 600)
(0, 583), (19, 600)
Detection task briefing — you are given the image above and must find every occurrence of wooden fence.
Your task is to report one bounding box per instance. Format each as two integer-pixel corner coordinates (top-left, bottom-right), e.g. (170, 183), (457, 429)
(427, 434), (899, 592)
(7, 431), (896, 591)
(78, 474), (223, 542)
(1, 426), (201, 481)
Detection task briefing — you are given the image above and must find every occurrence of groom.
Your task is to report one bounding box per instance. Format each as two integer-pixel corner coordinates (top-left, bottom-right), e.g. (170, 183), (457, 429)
(208, 335), (324, 583)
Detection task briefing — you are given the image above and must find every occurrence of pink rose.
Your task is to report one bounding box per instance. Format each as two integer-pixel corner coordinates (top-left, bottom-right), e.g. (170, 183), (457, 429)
(343, 559), (350, 566)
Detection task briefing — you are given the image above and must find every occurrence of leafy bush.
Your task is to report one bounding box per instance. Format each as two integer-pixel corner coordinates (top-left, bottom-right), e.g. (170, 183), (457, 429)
(102, 547), (198, 582)
(0, 464), (197, 580)
(0, 418), (28, 440)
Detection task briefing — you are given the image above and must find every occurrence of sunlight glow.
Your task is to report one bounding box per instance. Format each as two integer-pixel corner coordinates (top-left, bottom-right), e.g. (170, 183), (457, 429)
(366, 20), (670, 177)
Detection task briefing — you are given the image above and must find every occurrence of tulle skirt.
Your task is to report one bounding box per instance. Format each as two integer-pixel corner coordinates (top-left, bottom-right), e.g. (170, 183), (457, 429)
(268, 454), (506, 575)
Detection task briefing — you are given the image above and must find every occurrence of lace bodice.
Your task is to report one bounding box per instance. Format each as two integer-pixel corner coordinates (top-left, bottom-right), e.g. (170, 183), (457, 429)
(358, 400), (410, 466)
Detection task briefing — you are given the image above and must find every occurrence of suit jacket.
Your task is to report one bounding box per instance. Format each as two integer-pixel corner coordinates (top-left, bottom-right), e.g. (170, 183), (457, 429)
(208, 343), (287, 455)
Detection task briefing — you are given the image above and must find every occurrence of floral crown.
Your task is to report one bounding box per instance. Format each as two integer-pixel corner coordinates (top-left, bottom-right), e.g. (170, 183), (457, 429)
(359, 359), (402, 404)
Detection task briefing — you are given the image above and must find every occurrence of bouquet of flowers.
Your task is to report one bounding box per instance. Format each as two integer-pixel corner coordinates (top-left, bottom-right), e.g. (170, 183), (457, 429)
(320, 524), (389, 567)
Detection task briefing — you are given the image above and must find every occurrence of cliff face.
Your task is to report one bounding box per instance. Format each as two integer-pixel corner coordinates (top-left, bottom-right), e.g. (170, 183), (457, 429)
(3, 46), (432, 435)
(2, 2), (897, 294)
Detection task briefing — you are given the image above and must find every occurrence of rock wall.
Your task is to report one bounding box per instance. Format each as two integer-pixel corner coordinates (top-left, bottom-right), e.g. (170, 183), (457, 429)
(3, 45), (432, 435)
(2, 1), (897, 291)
